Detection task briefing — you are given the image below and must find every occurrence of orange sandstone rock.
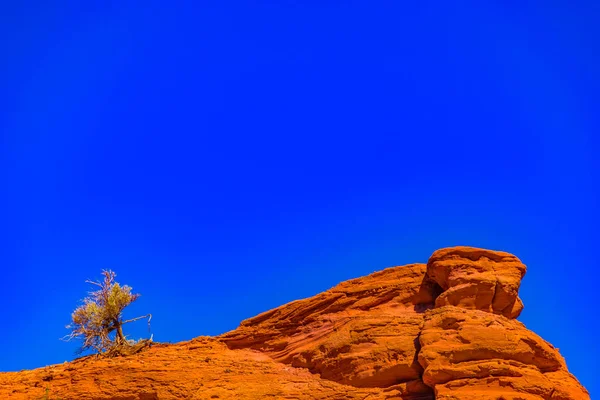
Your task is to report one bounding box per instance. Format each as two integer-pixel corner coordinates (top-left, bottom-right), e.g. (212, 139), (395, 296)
(418, 307), (588, 399)
(0, 338), (393, 400)
(220, 263), (435, 392)
(426, 246), (527, 318)
(0, 246), (589, 400)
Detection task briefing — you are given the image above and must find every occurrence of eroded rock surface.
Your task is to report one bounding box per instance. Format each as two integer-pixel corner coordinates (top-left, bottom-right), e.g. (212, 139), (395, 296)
(0, 338), (395, 400)
(0, 246), (589, 399)
(426, 247), (526, 318)
(221, 246), (587, 399)
(220, 262), (435, 394)
(418, 307), (588, 399)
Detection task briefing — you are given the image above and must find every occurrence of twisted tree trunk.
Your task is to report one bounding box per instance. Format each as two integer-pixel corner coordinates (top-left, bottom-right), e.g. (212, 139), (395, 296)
(115, 320), (126, 345)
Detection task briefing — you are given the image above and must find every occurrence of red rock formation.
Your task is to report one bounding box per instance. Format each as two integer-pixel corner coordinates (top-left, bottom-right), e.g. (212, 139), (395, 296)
(220, 263), (434, 393)
(426, 247), (526, 318)
(0, 246), (589, 399)
(0, 338), (391, 400)
(418, 306), (586, 399)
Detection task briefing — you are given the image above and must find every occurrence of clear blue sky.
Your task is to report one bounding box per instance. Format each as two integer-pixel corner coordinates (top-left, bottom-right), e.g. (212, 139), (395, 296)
(1, 1), (598, 397)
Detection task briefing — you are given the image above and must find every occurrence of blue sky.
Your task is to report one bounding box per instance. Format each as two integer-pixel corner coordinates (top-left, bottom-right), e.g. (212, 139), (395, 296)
(1, 1), (598, 397)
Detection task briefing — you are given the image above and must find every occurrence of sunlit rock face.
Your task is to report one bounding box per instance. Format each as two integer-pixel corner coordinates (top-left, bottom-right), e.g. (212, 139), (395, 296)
(0, 247), (589, 400)
(426, 246), (527, 318)
(221, 246), (588, 399)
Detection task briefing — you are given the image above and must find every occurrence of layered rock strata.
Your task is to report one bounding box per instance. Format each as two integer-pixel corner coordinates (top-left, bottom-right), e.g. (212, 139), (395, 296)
(220, 246), (588, 399)
(0, 246), (589, 399)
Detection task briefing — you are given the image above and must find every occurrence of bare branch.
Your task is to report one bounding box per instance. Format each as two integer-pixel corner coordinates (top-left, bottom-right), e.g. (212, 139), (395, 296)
(121, 314), (152, 325)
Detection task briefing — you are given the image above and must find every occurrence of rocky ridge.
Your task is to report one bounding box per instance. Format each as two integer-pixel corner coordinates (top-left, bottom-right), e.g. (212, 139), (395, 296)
(0, 246), (589, 399)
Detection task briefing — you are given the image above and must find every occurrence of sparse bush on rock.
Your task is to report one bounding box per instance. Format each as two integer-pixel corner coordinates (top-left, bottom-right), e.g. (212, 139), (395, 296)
(63, 270), (152, 355)
(0, 248), (585, 399)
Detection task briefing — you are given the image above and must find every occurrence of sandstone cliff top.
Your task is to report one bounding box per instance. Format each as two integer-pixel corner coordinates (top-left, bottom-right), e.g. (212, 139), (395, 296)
(0, 246), (589, 400)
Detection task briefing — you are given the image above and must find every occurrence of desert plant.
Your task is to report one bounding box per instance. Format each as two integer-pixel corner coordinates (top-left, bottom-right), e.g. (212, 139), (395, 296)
(63, 270), (151, 354)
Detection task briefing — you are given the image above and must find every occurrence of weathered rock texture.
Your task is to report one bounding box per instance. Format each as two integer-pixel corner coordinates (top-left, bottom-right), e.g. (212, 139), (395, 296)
(0, 246), (589, 399)
(221, 262), (435, 392)
(427, 247), (526, 318)
(418, 307), (585, 400)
